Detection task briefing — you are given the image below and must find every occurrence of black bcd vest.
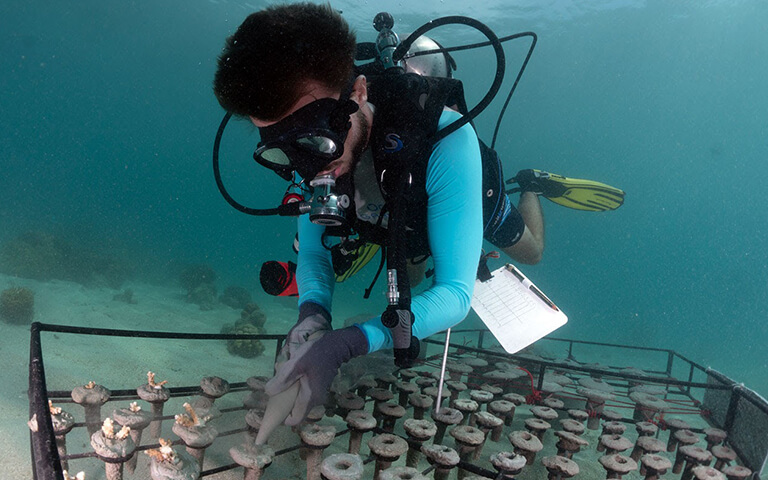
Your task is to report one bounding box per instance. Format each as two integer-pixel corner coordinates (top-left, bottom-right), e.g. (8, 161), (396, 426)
(353, 72), (470, 259)
(349, 72), (504, 262)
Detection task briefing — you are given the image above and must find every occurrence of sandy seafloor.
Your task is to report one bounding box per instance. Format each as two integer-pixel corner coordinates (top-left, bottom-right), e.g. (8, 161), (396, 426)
(1, 272), (763, 479)
(1, 272), (294, 479)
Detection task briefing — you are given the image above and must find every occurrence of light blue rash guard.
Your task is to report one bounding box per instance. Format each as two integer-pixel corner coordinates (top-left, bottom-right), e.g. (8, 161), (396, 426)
(296, 109), (483, 353)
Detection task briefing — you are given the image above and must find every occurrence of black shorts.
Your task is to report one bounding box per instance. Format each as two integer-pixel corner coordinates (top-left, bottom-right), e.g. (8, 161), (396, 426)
(483, 192), (525, 248)
(480, 141), (525, 249)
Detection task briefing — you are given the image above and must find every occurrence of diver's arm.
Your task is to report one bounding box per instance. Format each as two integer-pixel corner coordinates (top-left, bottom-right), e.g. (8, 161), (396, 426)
(295, 215), (335, 314)
(358, 111), (482, 351)
(412, 118), (483, 338)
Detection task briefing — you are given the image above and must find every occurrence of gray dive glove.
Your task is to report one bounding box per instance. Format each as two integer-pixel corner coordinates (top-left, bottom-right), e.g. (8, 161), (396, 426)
(265, 325), (368, 426)
(276, 302), (332, 365)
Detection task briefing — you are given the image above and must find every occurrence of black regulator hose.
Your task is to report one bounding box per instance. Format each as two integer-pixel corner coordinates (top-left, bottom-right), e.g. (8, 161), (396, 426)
(213, 16), (536, 217)
(212, 112), (304, 217)
(489, 32), (537, 150)
(398, 30), (538, 151)
(394, 16), (506, 144)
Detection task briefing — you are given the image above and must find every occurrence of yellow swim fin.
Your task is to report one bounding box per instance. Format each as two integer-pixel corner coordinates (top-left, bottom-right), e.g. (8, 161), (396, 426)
(507, 169), (625, 212)
(334, 241), (381, 283)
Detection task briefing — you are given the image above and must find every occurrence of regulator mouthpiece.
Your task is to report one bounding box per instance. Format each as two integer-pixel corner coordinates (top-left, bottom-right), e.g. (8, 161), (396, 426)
(308, 174), (350, 227)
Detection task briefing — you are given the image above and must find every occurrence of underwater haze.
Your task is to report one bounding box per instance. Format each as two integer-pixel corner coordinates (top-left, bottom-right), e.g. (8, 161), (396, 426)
(2, 0), (767, 403)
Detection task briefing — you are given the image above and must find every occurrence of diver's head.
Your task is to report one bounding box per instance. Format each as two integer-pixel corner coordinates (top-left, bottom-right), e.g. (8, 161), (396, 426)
(250, 76), (371, 182)
(403, 35), (455, 78)
(250, 77), (370, 228)
(214, 4), (370, 182)
(213, 3), (356, 122)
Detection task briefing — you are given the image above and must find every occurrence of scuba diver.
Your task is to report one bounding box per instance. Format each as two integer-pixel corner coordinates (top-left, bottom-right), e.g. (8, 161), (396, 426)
(256, 34), (625, 298)
(212, 3), (624, 432)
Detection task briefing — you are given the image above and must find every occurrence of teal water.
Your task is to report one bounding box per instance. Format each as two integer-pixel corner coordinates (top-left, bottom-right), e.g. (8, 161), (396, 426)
(2, 0), (766, 401)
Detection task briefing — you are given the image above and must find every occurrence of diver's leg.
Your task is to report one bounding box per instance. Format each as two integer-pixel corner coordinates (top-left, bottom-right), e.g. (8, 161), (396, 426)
(495, 192), (544, 265)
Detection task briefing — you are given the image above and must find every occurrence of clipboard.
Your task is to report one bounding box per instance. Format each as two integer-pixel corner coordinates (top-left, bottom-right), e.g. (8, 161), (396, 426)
(471, 264), (567, 354)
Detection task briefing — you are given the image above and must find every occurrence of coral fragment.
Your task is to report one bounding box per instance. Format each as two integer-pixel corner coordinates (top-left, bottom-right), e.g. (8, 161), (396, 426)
(174, 402), (207, 427)
(48, 400), (62, 415)
(147, 371), (168, 389)
(101, 418), (131, 440)
(145, 438), (177, 463)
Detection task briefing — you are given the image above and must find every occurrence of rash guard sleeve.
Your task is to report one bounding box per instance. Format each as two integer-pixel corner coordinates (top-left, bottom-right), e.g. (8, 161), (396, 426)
(358, 110), (483, 351)
(295, 214), (335, 313)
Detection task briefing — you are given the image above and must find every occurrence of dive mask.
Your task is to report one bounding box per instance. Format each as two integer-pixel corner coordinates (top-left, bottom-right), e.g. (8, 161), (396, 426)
(254, 97), (359, 181)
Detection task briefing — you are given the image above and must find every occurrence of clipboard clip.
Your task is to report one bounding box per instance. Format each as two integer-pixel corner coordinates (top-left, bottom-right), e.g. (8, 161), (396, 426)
(476, 250), (500, 283)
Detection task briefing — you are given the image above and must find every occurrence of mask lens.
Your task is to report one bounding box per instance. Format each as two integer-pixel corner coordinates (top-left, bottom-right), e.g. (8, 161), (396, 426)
(254, 97), (351, 179)
(296, 135), (338, 156)
(257, 147), (292, 166)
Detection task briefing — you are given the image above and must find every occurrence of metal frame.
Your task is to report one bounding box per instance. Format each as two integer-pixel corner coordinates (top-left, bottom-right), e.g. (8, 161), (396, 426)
(425, 329), (767, 477)
(29, 323), (767, 479)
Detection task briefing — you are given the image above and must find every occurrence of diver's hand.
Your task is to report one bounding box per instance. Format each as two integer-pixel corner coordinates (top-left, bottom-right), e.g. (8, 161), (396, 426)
(265, 326), (368, 426)
(277, 302), (332, 365)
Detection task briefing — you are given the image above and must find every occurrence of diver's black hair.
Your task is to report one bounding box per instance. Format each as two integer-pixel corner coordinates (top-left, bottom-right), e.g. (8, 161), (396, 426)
(213, 3), (357, 121)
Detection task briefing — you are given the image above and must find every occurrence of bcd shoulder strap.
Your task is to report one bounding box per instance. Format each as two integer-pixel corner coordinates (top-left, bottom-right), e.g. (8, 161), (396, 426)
(365, 73), (469, 367)
(366, 73), (467, 256)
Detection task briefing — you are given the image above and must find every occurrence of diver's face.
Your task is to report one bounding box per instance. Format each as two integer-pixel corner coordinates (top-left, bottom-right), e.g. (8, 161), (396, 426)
(319, 107), (369, 179)
(250, 76), (371, 179)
